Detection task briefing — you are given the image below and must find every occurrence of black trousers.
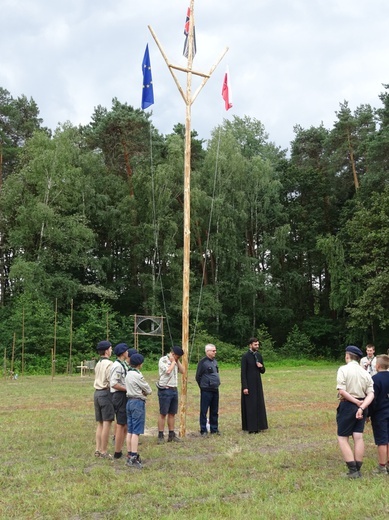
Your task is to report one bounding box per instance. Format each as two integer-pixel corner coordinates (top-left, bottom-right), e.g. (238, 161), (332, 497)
(200, 390), (219, 433)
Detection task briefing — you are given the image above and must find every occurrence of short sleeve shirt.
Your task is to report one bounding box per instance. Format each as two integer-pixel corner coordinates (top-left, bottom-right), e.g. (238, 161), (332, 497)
(94, 358), (113, 390)
(109, 359), (127, 392)
(337, 360), (374, 398)
(360, 356), (377, 376)
(158, 355), (178, 387)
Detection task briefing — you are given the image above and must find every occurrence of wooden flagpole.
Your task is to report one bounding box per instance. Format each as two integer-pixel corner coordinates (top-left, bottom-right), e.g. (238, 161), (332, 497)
(149, 0), (228, 437)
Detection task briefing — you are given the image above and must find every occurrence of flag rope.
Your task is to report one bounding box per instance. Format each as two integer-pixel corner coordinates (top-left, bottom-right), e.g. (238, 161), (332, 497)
(188, 125), (223, 365)
(149, 122), (174, 349)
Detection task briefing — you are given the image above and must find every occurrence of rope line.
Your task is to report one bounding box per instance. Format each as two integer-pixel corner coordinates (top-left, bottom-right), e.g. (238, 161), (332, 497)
(188, 124), (222, 364)
(149, 122), (174, 348)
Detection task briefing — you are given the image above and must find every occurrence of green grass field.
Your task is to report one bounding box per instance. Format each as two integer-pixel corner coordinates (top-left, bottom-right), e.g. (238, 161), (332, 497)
(1, 365), (388, 519)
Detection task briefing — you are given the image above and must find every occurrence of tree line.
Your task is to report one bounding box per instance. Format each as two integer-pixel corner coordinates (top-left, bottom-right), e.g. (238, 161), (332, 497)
(1, 85), (388, 367)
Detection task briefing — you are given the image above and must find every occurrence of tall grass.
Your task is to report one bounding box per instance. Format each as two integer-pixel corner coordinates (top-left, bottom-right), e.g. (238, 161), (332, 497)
(1, 364), (388, 519)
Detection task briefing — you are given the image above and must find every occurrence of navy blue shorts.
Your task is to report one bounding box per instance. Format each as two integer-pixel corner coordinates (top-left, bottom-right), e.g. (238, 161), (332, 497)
(371, 414), (389, 446)
(336, 401), (366, 436)
(126, 399), (146, 435)
(158, 388), (178, 415)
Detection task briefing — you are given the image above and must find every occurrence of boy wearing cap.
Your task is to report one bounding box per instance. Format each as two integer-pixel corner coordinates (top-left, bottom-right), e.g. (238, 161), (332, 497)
(365, 354), (389, 474)
(157, 346), (184, 443)
(336, 345), (374, 478)
(94, 340), (114, 459)
(125, 353), (152, 469)
(110, 343), (129, 459)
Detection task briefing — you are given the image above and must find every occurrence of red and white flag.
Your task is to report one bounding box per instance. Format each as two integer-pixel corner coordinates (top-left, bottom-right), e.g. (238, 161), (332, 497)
(222, 69), (232, 111)
(183, 7), (196, 59)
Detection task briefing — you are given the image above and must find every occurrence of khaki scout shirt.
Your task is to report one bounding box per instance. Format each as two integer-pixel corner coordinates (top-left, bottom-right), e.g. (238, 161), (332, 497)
(125, 369), (152, 401)
(158, 355), (178, 387)
(109, 359), (127, 393)
(94, 357), (113, 390)
(337, 360), (374, 398)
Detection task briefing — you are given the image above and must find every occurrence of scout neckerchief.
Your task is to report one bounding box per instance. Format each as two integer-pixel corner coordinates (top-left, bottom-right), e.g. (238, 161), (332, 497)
(116, 358), (128, 376)
(127, 366), (141, 374)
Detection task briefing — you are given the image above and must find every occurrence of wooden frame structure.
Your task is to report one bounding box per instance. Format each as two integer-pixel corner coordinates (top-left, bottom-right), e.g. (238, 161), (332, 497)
(133, 314), (164, 355)
(148, 0), (228, 436)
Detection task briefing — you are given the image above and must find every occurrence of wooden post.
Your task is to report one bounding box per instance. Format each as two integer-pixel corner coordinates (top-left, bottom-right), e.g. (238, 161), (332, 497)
(52, 298), (57, 381)
(21, 307), (25, 377)
(69, 299), (73, 375)
(178, 0), (195, 436)
(148, 0), (228, 436)
(11, 332), (16, 376)
(51, 348), (54, 382)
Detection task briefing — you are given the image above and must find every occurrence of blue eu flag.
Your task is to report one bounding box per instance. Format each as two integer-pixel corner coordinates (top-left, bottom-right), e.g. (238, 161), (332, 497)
(141, 44), (154, 109)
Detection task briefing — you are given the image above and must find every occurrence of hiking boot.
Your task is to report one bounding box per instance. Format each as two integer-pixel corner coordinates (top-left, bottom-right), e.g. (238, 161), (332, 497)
(168, 433), (181, 442)
(210, 431), (221, 436)
(157, 435), (165, 444)
(372, 465), (388, 475)
(200, 431), (208, 437)
(126, 455), (142, 469)
(345, 470), (361, 479)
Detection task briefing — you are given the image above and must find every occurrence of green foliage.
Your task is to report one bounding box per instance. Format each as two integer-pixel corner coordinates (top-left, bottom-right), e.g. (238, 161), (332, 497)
(2, 86), (389, 362)
(256, 324), (277, 362)
(279, 324), (315, 359)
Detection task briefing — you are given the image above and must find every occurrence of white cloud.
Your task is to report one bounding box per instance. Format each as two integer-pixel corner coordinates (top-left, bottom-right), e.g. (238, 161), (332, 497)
(1, 0), (389, 150)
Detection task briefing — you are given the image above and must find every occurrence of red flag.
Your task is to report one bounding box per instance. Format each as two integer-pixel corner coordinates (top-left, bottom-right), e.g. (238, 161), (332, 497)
(222, 70), (232, 111)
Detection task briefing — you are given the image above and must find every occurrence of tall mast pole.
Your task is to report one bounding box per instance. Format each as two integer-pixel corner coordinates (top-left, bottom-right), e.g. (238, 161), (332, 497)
(148, 1), (228, 436)
(180, 0), (195, 438)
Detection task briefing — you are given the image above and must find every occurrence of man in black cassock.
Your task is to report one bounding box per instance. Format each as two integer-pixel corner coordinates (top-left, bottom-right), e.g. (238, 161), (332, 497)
(241, 337), (268, 433)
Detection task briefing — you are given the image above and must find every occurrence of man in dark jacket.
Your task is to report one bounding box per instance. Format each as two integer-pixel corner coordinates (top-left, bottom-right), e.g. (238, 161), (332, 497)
(241, 337), (268, 433)
(196, 344), (221, 436)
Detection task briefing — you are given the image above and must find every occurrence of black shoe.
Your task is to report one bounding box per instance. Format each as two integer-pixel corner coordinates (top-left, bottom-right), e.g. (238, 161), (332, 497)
(345, 470), (361, 479)
(210, 431), (221, 435)
(200, 431), (208, 437)
(168, 433), (181, 443)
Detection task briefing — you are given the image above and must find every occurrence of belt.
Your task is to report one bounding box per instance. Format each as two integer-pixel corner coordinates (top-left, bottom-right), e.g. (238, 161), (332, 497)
(95, 388), (109, 391)
(127, 397), (143, 400)
(162, 386), (177, 389)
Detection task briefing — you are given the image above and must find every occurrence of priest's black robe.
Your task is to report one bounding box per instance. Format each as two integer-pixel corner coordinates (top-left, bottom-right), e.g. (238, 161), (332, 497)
(241, 350), (268, 432)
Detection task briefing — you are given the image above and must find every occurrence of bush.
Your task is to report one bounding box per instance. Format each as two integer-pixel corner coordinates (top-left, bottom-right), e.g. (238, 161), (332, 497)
(279, 325), (314, 359)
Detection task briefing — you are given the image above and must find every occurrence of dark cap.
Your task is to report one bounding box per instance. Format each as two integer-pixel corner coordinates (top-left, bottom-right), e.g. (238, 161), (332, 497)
(346, 345), (363, 358)
(172, 346), (184, 357)
(96, 340), (112, 352)
(114, 343), (128, 356)
(127, 348), (138, 358)
(130, 353), (144, 366)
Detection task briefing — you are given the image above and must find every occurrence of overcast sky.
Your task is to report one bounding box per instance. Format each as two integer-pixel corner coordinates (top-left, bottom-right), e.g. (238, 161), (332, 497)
(2, 0), (389, 151)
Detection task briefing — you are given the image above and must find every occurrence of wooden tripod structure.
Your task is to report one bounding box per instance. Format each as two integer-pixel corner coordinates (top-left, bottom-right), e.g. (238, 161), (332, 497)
(148, 0), (228, 436)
